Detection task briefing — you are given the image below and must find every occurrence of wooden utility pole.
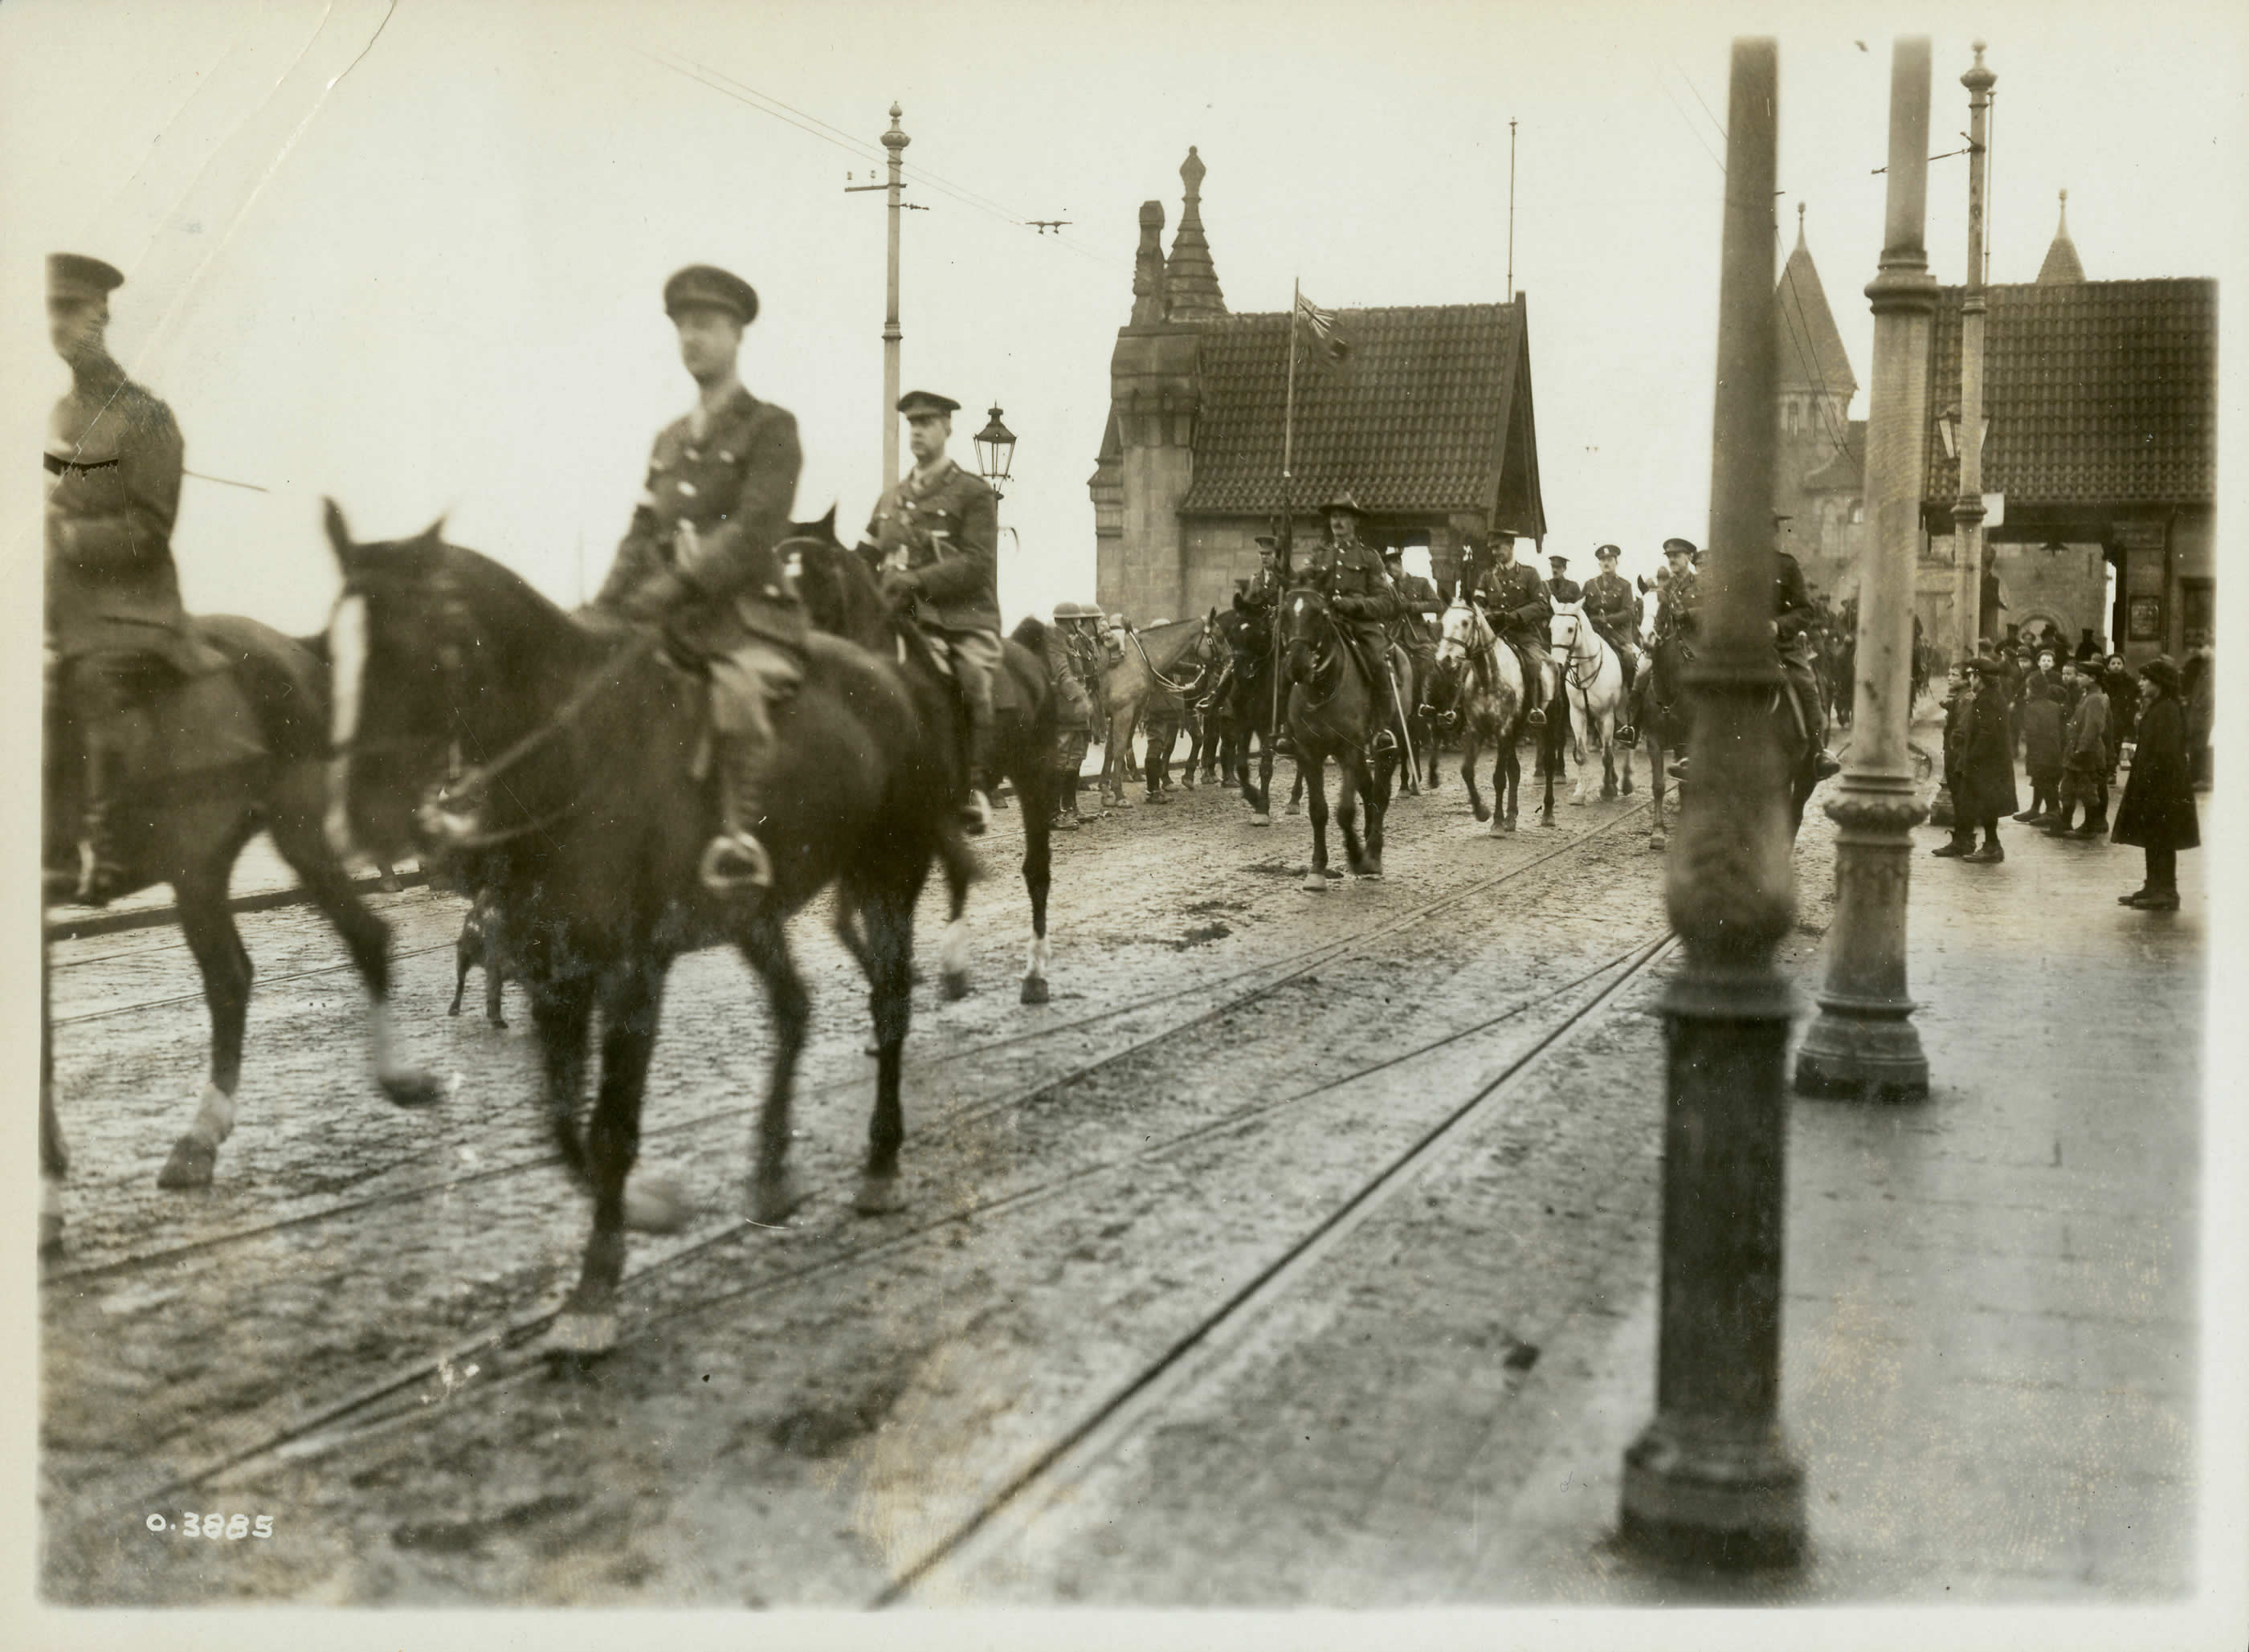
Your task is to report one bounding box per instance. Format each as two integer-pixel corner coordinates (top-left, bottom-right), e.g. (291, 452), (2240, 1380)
(1618, 35), (1806, 1573)
(1795, 39), (1940, 1103)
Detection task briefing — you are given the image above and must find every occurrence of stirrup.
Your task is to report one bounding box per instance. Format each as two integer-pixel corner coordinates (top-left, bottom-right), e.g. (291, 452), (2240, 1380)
(1525, 707), (1547, 728)
(698, 830), (773, 895)
(1372, 729), (1398, 754)
(1814, 749), (1843, 781)
(1613, 724), (1638, 746)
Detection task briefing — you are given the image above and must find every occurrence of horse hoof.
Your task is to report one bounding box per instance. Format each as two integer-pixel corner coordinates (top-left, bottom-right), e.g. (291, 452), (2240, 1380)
(1284, 802), (1302, 817)
(447, 1002), (463, 1018)
(1569, 795), (1586, 808)
(157, 1136), (217, 1190)
(1300, 874), (1329, 893)
(853, 1173), (906, 1216)
(1250, 812), (1271, 827)
(1019, 974), (1051, 1005)
(544, 1309), (619, 1362)
(1471, 803), (1490, 822)
(1622, 775), (1635, 795)
(624, 1175), (692, 1234)
(1650, 833), (1667, 851)
(941, 970), (972, 1002)
(488, 1017), (509, 1030)
(380, 1070), (446, 1108)
(749, 1169), (807, 1226)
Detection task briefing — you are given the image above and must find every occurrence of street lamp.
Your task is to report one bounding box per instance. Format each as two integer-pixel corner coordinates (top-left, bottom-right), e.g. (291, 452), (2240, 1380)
(973, 404), (1017, 500)
(1934, 404), (1990, 463)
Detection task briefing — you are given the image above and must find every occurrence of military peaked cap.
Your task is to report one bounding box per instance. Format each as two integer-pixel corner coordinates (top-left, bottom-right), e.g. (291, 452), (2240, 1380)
(1662, 536), (1696, 557)
(1253, 533), (1280, 551)
(49, 253), (124, 303)
(1381, 546), (1405, 562)
(1595, 544), (1622, 560)
(663, 264), (758, 324)
(898, 390), (961, 417)
(1548, 552), (1569, 565)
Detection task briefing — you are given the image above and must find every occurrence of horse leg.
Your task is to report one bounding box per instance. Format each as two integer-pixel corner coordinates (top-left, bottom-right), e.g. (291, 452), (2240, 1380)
(546, 957), (671, 1360)
(1287, 763), (1305, 815)
(740, 912), (811, 1225)
(937, 833), (973, 1002)
(157, 870), (253, 1190)
(268, 789), (440, 1106)
(1360, 755), (1386, 878)
(1500, 743), (1520, 832)
(40, 939), (65, 1253)
(853, 882), (916, 1214)
(1018, 769), (1054, 1006)
(481, 901), (508, 1029)
(529, 963), (597, 1189)
(1300, 757), (1331, 891)
(1338, 753), (1369, 876)
(1647, 734), (1669, 849)
(1462, 729), (1488, 822)
(1248, 736), (1274, 826)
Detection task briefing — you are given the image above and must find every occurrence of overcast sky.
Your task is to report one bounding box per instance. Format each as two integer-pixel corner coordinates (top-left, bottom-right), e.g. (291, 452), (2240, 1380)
(2, 0), (2243, 637)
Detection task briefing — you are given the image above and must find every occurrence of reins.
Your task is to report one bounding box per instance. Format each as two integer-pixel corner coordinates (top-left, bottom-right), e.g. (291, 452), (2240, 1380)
(1127, 622), (1204, 696)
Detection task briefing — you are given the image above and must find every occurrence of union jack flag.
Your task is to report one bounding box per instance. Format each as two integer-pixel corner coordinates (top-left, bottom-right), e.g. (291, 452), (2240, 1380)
(1294, 292), (1352, 363)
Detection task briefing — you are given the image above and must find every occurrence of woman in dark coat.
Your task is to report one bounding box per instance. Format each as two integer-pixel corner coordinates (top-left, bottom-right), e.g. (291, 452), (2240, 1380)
(2015, 674), (2066, 825)
(1954, 656), (2020, 863)
(2102, 655), (2137, 781)
(1933, 664), (1978, 856)
(2112, 658), (2198, 910)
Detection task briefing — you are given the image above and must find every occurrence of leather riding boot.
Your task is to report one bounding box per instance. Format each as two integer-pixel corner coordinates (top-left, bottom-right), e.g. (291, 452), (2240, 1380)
(963, 716), (997, 836)
(700, 735), (775, 895)
(74, 737), (133, 907)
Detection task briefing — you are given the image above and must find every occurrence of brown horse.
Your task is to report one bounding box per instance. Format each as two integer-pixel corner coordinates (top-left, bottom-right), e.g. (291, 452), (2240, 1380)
(322, 503), (966, 1359)
(1635, 630), (1820, 849)
(41, 616), (439, 1220)
(1277, 585), (1396, 891)
(786, 514), (1062, 1005)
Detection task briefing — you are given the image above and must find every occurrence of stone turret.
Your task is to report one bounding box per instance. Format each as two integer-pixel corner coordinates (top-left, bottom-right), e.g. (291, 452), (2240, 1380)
(1107, 194), (1202, 618)
(1130, 201), (1171, 327)
(2037, 190), (2087, 286)
(1164, 147), (1227, 322)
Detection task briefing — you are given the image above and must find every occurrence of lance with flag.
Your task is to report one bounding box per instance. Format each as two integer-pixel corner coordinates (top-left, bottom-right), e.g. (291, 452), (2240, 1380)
(1280, 281), (1352, 579)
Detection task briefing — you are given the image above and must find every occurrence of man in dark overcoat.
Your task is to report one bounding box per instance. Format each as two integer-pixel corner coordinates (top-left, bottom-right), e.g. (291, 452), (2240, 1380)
(2112, 657), (2198, 909)
(1932, 665), (1978, 856)
(2047, 664), (2110, 838)
(1953, 655), (2019, 863)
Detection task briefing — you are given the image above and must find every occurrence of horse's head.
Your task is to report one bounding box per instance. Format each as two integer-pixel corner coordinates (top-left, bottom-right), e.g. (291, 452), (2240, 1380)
(785, 507), (890, 651)
(1437, 598), (1488, 665)
(1279, 585), (1329, 683)
(321, 498), (565, 864)
(1548, 600), (1587, 656)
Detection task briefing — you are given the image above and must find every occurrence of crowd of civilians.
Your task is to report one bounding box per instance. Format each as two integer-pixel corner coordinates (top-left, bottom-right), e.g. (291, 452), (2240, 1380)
(1933, 630), (2210, 912)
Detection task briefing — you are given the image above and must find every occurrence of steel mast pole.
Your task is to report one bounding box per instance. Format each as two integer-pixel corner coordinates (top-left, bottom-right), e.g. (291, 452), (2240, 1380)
(1795, 41), (1939, 1102)
(1618, 36), (1806, 1572)
(881, 103), (910, 492)
(1952, 46), (1995, 660)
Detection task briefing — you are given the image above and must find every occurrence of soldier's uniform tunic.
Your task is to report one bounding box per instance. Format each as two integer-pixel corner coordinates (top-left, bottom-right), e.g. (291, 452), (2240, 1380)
(594, 385), (805, 743)
(1655, 565), (1701, 642)
(859, 456), (1003, 780)
(1581, 566), (1640, 686)
(1473, 556), (1557, 704)
(1772, 549), (1827, 746)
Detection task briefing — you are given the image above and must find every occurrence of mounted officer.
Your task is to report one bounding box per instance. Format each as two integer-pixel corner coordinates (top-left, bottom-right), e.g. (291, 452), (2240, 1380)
(1381, 546), (1442, 682)
(1276, 493), (1402, 756)
(1545, 552), (1582, 606)
(1469, 531), (1554, 726)
(855, 390), (1003, 833)
(46, 252), (229, 906)
(594, 264), (802, 895)
(1659, 536), (1842, 784)
(1652, 536), (1700, 643)
(1580, 542), (1640, 697)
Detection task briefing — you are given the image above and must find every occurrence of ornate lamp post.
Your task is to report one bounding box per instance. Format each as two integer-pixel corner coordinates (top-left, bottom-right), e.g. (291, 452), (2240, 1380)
(1794, 40), (1941, 1104)
(1617, 36), (1805, 1572)
(1951, 45), (1997, 659)
(974, 403), (1018, 615)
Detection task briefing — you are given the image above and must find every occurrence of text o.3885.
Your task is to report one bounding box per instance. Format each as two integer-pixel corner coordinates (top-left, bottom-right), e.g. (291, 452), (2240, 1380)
(146, 1513), (273, 1539)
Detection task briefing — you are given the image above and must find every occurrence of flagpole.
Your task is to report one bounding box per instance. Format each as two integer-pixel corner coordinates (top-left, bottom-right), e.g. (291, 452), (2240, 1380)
(1284, 276), (1301, 569)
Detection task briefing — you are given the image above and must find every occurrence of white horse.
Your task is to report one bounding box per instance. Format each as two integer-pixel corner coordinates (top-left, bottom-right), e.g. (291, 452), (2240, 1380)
(1434, 601), (1532, 834)
(1548, 601), (1630, 807)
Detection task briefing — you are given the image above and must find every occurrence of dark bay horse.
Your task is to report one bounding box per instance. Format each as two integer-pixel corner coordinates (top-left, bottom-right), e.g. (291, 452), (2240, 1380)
(321, 503), (964, 1358)
(1218, 606), (1288, 826)
(1634, 630), (1820, 850)
(41, 616), (439, 1216)
(786, 514), (1061, 1005)
(1278, 585), (1395, 891)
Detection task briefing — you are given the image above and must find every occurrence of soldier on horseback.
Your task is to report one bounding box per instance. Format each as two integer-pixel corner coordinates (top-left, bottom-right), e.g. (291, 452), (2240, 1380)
(594, 264), (804, 895)
(1469, 531), (1554, 728)
(1382, 545), (1442, 683)
(855, 390), (1004, 834)
(1581, 543), (1640, 699)
(45, 253), (229, 906)
(1274, 494), (1402, 757)
(1659, 535), (1842, 784)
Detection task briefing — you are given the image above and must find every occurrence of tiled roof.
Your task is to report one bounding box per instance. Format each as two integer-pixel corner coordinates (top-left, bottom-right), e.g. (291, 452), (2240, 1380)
(1923, 278), (2217, 507)
(1178, 302), (1535, 524)
(1776, 223), (1859, 398)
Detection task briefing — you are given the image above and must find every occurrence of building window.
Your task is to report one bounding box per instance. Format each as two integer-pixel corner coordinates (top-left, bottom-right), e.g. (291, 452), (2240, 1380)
(1848, 500), (1863, 524)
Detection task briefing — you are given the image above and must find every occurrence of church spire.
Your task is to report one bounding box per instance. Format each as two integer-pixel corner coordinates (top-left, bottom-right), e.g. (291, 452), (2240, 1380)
(1163, 146), (1227, 321)
(1773, 204), (1858, 402)
(2036, 189), (2087, 285)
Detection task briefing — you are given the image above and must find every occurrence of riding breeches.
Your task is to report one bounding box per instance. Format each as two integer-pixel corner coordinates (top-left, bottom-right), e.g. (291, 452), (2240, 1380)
(929, 625), (1002, 733)
(707, 638), (804, 745)
(1778, 637), (1824, 741)
(65, 651), (167, 774)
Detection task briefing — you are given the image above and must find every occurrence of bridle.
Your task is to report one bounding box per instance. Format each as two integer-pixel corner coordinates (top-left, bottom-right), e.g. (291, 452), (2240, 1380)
(1281, 588), (1345, 709)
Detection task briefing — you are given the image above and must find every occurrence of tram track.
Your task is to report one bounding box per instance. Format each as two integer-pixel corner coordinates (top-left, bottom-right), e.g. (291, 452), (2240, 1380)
(98, 922), (1672, 1524)
(45, 800), (1651, 1290)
